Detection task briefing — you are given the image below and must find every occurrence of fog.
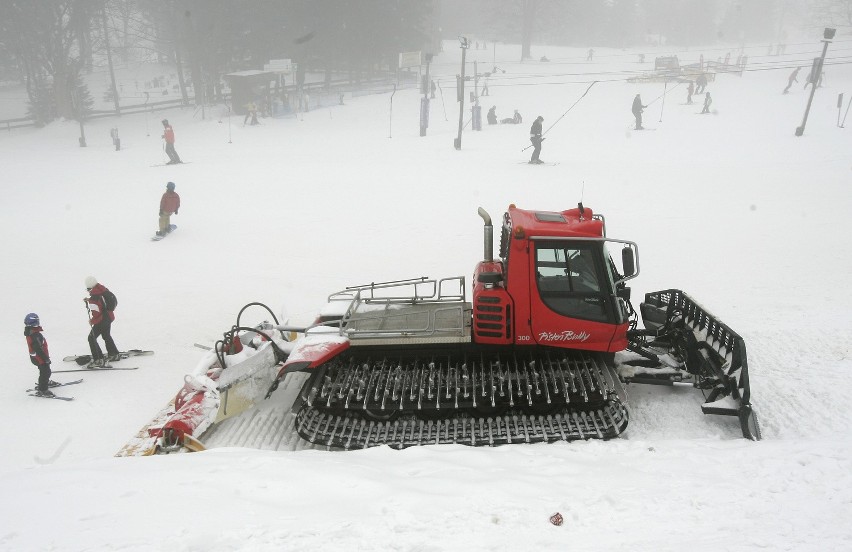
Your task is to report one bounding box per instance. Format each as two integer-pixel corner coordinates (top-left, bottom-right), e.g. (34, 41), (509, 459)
(0, 1), (843, 124)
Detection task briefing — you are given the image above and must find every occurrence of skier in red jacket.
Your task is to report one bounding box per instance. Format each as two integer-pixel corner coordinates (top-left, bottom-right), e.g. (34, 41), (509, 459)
(161, 119), (182, 165)
(25, 313), (55, 397)
(158, 181), (180, 237)
(85, 276), (120, 367)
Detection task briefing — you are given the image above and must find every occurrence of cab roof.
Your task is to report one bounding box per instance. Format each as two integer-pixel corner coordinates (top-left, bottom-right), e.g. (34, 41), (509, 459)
(507, 204), (604, 238)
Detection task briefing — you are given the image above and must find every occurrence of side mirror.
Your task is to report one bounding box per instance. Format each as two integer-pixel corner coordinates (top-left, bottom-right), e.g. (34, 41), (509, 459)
(622, 247), (636, 278)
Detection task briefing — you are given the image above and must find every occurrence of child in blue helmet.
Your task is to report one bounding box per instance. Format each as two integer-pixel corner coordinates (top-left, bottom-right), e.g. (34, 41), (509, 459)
(24, 313), (55, 397)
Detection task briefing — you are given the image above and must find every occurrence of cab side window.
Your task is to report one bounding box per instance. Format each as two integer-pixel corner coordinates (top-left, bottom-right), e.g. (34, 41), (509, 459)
(535, 244), (608, 322)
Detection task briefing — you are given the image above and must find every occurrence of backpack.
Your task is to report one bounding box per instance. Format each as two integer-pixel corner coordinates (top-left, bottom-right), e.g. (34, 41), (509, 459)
(102, 288), (118, 311)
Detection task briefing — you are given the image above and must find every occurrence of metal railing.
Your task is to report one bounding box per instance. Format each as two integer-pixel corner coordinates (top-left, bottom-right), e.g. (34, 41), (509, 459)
(325, 276), (470, 340)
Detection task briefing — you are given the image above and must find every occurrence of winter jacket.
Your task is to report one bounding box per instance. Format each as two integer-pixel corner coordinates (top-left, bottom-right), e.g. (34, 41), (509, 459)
(632, 96), (645, 116)
(162, 125), (176, 144)
(530, 119), (542, 139)
(25, 326), (50, 366)
(87, 283), (115, 326)
(160, 190), (181, 215)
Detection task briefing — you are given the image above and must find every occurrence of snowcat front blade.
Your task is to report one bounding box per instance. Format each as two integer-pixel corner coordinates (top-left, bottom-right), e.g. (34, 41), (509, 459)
(633, 289), (760, 440)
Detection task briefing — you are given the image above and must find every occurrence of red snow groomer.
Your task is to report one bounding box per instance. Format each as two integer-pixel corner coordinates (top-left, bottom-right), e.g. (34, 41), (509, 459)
(273, 204), (760, 449)
(137, 204), (759, 455)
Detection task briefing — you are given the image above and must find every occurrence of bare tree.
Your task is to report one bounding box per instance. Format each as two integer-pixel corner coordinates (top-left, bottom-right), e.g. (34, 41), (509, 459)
(0, 1), (99, 121)
(810, 0), (852, 26)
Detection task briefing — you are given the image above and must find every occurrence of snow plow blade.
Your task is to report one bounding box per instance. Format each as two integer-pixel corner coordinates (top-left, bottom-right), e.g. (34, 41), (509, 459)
(628, 289), (760, 440)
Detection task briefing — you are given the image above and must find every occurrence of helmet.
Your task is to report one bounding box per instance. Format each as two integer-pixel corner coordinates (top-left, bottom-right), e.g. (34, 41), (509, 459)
(166, 181), (176, 190)
(85, 275), (98, 289)
(24, 313), (40, 327)
(162, 119), (169, 125)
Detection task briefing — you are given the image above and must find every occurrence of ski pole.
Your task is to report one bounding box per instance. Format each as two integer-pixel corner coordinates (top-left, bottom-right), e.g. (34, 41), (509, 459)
(842, 95), (851, 128)
(521, 80), (597, 152)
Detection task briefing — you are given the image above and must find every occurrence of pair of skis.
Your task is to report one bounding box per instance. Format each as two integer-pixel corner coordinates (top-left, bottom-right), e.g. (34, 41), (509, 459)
(26, 379), (83, 401)
(28, 351), (150, 400)
(46, 350), (150, 385)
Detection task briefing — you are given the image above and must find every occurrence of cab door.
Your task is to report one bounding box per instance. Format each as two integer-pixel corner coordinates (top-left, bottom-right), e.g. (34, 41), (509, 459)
(528, 240), (619, 351)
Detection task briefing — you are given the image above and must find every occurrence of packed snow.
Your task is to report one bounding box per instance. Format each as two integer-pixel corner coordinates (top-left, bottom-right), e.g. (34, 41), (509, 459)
(1, 39), (851, 551)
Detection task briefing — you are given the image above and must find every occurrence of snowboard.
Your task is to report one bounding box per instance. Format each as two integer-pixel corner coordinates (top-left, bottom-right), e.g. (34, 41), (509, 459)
(27, 379), (83, 392)
(63, 350), (153, 365)
(152, 225), (177, 241)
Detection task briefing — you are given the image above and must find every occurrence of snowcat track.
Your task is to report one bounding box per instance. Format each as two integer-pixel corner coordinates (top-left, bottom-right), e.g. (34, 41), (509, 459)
(293, 348), (629, 449)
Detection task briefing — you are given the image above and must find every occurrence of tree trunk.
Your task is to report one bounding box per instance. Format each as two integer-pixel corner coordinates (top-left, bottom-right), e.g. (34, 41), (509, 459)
(53, 65), (76, 119)
(182, 10), (204, 106)
(521, 0), (539, 61)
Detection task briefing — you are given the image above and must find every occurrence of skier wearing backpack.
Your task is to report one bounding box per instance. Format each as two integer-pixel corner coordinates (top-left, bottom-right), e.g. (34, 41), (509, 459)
(25, 313), (56, 397)
(84, 276), (120, 366)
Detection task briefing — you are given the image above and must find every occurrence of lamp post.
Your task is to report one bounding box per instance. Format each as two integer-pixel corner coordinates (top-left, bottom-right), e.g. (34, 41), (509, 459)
(454, 36), (469, 150)
(795, 27), (835, 137)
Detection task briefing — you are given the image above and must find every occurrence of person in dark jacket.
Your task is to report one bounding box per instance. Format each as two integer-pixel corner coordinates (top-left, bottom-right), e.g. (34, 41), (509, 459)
(501, 110), (522, 124)
(85, 276), (120, 367)
(783, 67), (800, 94)
(158, 181), (181, 237)
(701, 92), (713, 114)
(695, 73), (708, 94)
(686, 81), (695, 104)
(25, 313), (55, 397)
(161, 119), (182, 165)
(632, 94), (647, 130)
(529, 116), (544, 164)
(487, 106), (497, 125)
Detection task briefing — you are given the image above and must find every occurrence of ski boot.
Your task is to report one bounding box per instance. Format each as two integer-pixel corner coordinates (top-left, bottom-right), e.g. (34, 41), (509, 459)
(35, 389), (55, 398)
(87, 357), (106, 368)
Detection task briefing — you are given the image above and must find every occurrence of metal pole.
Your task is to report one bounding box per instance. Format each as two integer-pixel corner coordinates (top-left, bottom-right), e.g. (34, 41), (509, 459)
(474, 60), (479, 99)
(420, 56), (431, 137)
(438, 80), (448, 121)
(659, 81), (667, 122)
(389, 84), (396, 138)
(838, 93), (844, 127)
(795, 35), (832, 137)
(455, 38), (469, 150)
(842, 95), (852, 128)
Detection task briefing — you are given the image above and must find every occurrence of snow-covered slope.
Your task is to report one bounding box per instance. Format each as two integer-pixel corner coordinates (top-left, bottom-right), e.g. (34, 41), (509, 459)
(0, 39), (850, 550)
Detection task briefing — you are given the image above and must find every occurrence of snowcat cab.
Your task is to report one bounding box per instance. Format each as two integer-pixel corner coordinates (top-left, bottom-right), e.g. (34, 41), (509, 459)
(471, 204), (637, 353)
